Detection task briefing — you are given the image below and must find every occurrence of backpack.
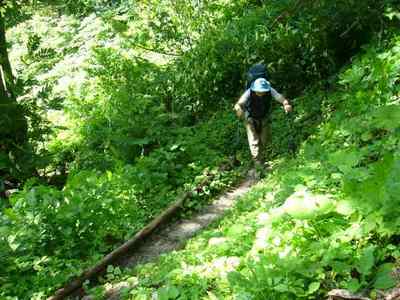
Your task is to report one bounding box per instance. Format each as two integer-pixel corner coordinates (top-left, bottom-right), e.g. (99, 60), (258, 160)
(245, 90), (272, 120)
(244, 64), (271, 120)
(246, 63), (268, 89)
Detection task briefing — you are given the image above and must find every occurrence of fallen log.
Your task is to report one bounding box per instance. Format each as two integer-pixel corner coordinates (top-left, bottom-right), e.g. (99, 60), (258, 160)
(327, 289), (370, 300)
(385, 287), (400, 300)
(48, 170), (218, 300)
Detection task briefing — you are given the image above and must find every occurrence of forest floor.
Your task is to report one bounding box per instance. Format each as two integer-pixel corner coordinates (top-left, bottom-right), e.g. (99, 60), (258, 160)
(82, 177), (256, 300)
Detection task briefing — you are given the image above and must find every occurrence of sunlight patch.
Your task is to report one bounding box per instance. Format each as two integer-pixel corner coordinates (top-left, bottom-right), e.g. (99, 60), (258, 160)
(282, 188), (335, 219)
(335, 200), (356, 216)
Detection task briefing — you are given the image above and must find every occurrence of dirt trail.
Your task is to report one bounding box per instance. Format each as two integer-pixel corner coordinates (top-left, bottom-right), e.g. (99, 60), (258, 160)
(86, 178), (255, 300)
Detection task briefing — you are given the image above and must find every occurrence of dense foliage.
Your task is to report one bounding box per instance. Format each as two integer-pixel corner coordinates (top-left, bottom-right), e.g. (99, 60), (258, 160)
(0, 0), (399, 298)
(156, 0), (396, 117)
(89, 32), (400, 300)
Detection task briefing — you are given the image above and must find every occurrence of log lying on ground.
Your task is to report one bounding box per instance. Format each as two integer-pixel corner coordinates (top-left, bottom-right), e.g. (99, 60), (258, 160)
(48, 170), (219, 300)
(327, 289), (370, 300)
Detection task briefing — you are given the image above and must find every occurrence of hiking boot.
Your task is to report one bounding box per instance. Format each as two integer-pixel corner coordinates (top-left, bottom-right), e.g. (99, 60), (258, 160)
(263, 161), (272, 172)
(247, 168), (260, 181)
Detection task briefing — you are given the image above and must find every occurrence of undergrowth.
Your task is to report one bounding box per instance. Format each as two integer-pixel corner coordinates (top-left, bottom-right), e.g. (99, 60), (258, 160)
(87, 33), (400, 300)
(0, 112), (246, 299)
(1, 1), (398, 299)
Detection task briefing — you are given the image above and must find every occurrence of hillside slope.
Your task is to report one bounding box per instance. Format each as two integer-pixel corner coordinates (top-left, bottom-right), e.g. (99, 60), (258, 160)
(87, 33), (400, 300)
(1, 1), (398, 299)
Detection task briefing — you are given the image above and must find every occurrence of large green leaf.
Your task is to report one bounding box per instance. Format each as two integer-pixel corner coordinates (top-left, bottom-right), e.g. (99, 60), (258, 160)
(329, 149), (364, 174)
(371, 105), (400, 131)
(374, 263), (396, 289)
(282, 188), (334, 219)
(356, 246), (375, 276)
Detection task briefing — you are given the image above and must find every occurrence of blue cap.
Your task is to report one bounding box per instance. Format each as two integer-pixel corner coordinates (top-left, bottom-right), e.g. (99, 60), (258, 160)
(250, 78), (271, 93)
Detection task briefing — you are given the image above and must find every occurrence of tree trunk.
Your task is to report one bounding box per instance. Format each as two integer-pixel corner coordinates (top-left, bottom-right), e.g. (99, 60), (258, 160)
(0, 13), (27, 141)
(0, 12), (15, 102)
(0, 12), (28, 181)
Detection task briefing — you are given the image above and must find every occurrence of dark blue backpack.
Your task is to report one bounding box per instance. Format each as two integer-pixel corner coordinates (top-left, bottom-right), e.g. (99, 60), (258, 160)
(246, 63), (268, 89)
(245, 64), (271, 120)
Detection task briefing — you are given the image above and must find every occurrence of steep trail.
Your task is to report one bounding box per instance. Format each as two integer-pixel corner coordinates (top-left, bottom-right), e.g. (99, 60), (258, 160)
(82, 177), (256, 300)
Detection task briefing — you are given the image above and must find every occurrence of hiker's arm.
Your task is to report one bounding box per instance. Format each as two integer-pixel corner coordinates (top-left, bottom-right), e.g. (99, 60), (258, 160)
(234, 89), (250, 118)
(271, 87), (292, 113)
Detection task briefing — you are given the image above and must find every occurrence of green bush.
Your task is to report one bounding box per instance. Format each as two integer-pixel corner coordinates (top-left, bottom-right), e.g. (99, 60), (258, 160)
(158, 0), (390, 116)
(0, 108), (243, 298)
(88, 32), (400, 300)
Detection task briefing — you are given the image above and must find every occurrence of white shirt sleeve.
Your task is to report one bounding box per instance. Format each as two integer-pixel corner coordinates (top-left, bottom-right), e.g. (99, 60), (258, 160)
(270, 87), (285, 103)
(237, 89), (251, 107)
(234, 89), (251, 118)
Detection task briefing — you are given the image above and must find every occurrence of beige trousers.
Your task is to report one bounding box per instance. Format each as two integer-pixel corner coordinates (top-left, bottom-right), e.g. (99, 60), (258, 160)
(245, 118), (272, 163)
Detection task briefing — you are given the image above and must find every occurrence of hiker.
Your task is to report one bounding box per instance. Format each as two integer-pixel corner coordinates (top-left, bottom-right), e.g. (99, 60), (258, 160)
(234, 67), (292, 170)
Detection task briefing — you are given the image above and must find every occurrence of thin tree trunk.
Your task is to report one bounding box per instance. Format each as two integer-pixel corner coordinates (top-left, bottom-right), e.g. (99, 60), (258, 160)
(0, 13), (15, 103)
(0, 64), (8, 100)
(0, 12), (27, 151)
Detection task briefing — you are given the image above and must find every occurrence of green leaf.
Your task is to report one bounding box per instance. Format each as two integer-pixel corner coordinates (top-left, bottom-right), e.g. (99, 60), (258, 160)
(307, 282), (320, 294)
(7, 234), (20, 251)
(371, 105), (400, 131)
(346, 278), (361, 293)
(282, 188), (334, 219)
(227, 271), (248, 286)
(167, 286), (180, 299)
(107, 265), (114, 273)
(113, 267), (122, 275)
(227, 225), (245, 236)
(157, 285), (180, 300)
(123, 138), (151, 145)
(335, 200), (355, 216)
(275, 283), (289, 292)
(329, 149), (363, 174)
(170, 144), (180, 151)
(374, 263), (396, 289)
(356, 246), (375, 275)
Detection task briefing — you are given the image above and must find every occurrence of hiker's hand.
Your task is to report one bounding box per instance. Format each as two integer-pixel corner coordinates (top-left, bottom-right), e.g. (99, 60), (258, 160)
(234, 104), (244, 118)
(284, 103), (292, 113)
(283, 100), (292, 113)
